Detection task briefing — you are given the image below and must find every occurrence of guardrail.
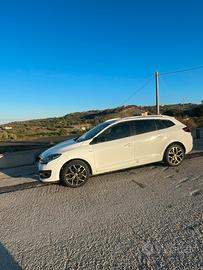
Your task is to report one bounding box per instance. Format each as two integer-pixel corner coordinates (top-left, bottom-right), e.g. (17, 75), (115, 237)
(192, 127), (203, 139)
(0, 147), (47, 169)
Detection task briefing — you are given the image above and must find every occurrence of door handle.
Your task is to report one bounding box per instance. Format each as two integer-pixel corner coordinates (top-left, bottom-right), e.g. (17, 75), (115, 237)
(123, 143), (132, 147)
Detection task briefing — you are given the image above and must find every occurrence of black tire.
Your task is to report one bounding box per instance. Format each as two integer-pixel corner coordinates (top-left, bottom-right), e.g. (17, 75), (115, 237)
(164, 143), (185, 167)
(60, 160), (91, 188)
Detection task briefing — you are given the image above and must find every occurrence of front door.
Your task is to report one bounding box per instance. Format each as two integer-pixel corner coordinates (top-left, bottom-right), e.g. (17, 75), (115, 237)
(92, 122), (134, 172)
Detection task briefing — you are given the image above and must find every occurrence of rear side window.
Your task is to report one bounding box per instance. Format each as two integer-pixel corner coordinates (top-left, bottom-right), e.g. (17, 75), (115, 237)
(99, 122), (131, 142)
(133, 120), (156, 135)
(155, 120), (175, 130)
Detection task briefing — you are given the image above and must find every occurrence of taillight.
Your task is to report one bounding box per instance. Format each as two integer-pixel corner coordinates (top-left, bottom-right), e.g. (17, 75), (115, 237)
(183, 126), (191, 133)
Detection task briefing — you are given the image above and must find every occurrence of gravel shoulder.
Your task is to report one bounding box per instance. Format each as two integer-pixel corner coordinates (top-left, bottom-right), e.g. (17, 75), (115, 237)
(0, 157), (203, 269)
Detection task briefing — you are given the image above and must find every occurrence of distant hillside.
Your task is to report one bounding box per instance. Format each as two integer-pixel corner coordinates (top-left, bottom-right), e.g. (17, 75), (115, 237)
(0, 103), (203, 141)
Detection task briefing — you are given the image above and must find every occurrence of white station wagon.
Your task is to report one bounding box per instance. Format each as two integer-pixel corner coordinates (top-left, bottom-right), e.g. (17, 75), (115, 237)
(38, 115), (193, 187)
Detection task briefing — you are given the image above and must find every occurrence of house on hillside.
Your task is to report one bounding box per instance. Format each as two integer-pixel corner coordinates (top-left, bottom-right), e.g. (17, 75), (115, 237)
(3, 126), (13, 130)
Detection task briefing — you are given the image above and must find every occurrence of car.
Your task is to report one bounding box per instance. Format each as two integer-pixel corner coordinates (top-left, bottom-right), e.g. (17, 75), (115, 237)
(37, 115), (193, 188)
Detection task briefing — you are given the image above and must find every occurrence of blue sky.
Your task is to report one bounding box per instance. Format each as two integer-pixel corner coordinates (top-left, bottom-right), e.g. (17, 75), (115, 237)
(0, 0), (203, 123)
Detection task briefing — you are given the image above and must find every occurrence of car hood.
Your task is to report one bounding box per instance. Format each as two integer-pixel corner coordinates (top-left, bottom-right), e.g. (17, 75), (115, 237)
(40, 138), (83, 158)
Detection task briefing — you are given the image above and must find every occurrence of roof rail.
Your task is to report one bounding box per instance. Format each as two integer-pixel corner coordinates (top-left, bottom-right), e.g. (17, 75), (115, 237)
(105, 118), (121, 122)
(105, 114), (172, 123)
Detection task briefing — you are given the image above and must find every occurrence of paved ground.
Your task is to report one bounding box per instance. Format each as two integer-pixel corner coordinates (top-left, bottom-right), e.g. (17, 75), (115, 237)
(0, 156), (203, 270)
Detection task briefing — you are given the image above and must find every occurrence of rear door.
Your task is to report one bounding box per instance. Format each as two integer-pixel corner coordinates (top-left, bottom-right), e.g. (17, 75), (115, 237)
(132, 120), (163, 164)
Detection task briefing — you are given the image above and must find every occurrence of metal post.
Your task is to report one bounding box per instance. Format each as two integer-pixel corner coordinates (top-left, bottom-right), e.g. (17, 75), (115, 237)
(155, 71), (160, 115)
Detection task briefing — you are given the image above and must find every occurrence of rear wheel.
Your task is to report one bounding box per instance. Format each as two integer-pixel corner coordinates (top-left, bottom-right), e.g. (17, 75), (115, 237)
(60, 160), (90, 188)
(164, 143), (185, 166)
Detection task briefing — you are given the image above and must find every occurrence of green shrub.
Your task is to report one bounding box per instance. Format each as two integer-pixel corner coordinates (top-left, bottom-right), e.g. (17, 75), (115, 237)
(0, 131), (9, 140)
(8, 133), (17, 140)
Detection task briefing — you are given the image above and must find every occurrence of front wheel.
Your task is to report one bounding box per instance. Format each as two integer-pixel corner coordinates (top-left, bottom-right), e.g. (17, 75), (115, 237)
(60, 160), (90, 188)
(164, 143), (185, 166)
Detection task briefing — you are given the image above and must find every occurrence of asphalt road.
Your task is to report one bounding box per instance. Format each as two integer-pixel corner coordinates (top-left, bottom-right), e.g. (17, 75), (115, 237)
(0, 156), (203, 270)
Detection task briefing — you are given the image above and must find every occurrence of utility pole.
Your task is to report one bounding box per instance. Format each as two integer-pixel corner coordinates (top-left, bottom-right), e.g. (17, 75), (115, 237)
(155, 71), (160, 115)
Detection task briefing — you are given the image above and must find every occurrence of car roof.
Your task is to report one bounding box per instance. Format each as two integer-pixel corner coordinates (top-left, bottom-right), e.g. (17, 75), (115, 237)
(105, 115), (177, 124)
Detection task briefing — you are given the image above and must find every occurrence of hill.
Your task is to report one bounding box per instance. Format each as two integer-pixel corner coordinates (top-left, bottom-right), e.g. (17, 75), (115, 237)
(0, 103), (203, 141)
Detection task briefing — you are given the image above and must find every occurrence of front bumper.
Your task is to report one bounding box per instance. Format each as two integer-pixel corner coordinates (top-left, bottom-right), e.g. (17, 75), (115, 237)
(37, 161), (61, 183)
(39, 170), (52, 179)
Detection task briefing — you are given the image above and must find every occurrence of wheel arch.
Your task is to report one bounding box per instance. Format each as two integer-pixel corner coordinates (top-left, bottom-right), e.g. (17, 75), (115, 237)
(163, 141), (186, 159)
(60, 158), (93, 179)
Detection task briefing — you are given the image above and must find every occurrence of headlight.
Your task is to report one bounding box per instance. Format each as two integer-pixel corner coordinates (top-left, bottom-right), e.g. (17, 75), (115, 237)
(40, 153), (62, 164)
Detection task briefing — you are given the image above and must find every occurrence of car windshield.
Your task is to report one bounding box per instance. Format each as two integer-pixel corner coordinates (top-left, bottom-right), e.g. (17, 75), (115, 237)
(76, 120), (116, 142)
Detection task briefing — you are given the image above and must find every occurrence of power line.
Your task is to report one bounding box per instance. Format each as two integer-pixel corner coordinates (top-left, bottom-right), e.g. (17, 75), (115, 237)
(159, 65), (203, 76)
(118, 76), (153, 107)
(117, 64), (203, 108)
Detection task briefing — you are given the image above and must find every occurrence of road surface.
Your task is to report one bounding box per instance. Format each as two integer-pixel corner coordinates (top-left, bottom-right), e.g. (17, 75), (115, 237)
(0, 156), (203, 269)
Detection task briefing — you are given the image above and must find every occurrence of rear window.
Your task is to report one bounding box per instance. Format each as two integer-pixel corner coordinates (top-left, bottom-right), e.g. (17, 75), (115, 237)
(155, 120), (175, 130)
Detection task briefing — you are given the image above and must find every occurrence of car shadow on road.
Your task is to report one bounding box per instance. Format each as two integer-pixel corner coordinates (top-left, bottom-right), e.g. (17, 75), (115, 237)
(0, 242), (22, 270)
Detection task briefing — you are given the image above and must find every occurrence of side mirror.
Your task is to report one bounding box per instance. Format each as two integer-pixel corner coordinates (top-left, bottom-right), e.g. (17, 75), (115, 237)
(90, 137), (98, 145)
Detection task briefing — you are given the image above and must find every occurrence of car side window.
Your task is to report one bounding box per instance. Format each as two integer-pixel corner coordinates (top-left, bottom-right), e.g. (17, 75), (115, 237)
(133, 120), (156, 135)
(155, 120), (175, 130)
(97, 122), (131, 142)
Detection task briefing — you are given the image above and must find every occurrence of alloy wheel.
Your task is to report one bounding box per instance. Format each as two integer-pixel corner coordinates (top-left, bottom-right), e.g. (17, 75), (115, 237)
(168, 146), (184, 165)
(65, 164), (88, 187)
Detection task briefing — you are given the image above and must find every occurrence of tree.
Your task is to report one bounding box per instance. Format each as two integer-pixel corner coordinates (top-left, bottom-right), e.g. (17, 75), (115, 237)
(8, 133), (17, 140)
(0, 131), (9, 140)
(57, 129), (67, 136)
